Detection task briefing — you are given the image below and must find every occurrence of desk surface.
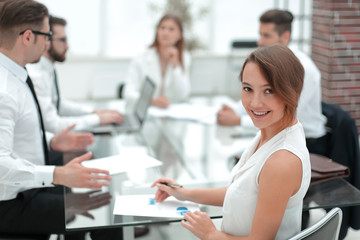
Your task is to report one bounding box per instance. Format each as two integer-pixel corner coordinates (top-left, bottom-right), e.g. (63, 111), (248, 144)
(65, 99), (360, 231)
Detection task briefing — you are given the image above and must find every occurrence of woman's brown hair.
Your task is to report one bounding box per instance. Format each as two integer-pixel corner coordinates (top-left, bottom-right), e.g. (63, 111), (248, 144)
(150, 13), (185, 67)
(240, 44), (304, 125)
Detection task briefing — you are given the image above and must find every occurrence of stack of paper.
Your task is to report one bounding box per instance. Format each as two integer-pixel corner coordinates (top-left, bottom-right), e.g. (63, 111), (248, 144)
(148, 103), (218, 122)
(113, 195), (199, 218)
(81, 151), (162, 175)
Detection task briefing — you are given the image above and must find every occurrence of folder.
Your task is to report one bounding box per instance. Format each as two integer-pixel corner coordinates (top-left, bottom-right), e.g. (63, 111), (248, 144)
(310, 153), (350, 185)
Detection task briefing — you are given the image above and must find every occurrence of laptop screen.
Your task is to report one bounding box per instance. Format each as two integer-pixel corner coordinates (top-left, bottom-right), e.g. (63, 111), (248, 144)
(135, 76), (155, 123)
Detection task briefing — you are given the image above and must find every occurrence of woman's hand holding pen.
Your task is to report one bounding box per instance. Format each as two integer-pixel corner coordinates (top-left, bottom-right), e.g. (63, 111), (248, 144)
(151, 178), (187, 203)
(152, 178), (220, 239)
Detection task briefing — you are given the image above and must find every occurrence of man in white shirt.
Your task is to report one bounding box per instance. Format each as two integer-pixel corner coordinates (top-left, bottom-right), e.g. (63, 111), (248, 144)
(0, 1), (121, 239)
(217, 9), (328, 156)
(27, 15), (123, 134)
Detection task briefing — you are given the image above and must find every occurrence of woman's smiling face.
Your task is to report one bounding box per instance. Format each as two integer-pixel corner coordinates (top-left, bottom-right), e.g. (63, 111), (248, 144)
(241, 62), (286, 132)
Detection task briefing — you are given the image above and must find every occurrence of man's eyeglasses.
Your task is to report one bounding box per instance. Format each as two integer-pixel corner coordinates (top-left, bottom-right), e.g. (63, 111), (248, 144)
(19, 29), (53, 41)
(52, 37), (67, 44)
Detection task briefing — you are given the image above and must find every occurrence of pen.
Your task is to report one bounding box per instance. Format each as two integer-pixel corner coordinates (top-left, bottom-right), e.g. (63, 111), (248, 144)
(160, 182), (183, 188)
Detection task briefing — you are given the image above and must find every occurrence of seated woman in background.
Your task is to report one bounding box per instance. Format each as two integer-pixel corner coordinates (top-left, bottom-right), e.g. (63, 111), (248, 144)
(152, 44), (311, 240)
(124, 13), (191, 110)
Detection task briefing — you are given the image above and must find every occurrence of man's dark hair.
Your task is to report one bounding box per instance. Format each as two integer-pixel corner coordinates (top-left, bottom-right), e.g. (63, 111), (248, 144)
(49, 15), (67, 29)
(260, 9), (293, 36)
(0, 0), (49, 48)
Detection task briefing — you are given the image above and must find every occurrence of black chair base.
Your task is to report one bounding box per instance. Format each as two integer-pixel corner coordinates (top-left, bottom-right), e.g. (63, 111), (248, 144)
(0, 233), (49, 240)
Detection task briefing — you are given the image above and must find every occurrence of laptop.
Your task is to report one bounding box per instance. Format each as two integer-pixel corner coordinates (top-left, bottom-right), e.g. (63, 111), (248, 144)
(91, 76), (155, 134)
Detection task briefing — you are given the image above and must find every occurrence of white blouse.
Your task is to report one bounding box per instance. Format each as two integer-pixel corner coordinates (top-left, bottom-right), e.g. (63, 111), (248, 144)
(124, 47), (191, 111)
(221, 121), (311, 239)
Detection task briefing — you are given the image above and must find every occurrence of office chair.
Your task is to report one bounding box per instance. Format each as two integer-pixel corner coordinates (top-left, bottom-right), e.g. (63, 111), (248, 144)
(228, 40), (257, 68)
(117, 83), (125, 99)
(321, 101), (360, 238)
(225, 40), (258, 96)
(289, 207), (342, 240)
(231, 40), (258, 49)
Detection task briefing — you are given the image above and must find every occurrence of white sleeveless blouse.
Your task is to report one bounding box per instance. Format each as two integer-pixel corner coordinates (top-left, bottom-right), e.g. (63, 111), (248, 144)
(221, 121), (311, 239)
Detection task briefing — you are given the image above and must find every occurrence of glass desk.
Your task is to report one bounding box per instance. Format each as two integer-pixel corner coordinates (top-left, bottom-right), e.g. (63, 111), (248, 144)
(65, 116), (254, 232)
(64, 101), (360, 238)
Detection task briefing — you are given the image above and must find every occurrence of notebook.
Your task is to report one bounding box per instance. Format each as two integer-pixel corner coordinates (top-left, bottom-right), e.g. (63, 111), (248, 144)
(91, 76), (155, 134)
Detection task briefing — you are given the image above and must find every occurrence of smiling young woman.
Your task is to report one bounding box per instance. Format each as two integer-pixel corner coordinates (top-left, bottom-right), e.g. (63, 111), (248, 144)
(240, 44), (304, 145)
(152, 44), (311, 240)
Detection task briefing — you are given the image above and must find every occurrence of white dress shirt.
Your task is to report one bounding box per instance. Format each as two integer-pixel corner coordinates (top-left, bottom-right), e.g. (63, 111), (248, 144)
(291, 48), (326, 138)
(235, 48), (327, 138)
(0, 53), (55, 201)
(124, 47), (191, 111)
(26, 56), (99, 133)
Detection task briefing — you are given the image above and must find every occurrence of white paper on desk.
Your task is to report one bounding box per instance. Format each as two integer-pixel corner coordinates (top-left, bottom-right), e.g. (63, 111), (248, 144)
(81, 152), (162, 175)
(113, 195), (199, 218)
(197, 114), (217, 125)
(148, 103), (218, 122)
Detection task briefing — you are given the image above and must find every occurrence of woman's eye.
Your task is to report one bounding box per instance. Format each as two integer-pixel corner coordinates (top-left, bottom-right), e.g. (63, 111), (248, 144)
(265, 89), (273, 94)
(243, 87), (251, 92)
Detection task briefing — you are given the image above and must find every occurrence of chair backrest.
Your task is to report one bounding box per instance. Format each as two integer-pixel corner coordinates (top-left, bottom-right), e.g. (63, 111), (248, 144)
(289, 208), (342, 240)
(117, 83), (125, 99)
(231, 40), (258, 49)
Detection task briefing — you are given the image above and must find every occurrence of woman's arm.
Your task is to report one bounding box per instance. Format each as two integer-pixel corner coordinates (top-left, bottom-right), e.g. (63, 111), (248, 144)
(245, 150), (302, 239)
(181, 149), (303, 240)
(166, 51), (191, 102)
(152, 178), (227, 206)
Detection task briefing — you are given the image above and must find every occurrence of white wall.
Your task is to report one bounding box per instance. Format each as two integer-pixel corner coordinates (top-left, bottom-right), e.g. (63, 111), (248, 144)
(56, 58), (130, 100)
(38, 0), (312, 58)
(56, 52), (250, 101)
(41, 0), (313, 101)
